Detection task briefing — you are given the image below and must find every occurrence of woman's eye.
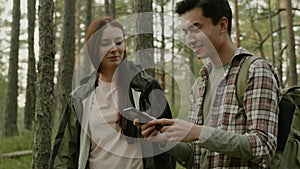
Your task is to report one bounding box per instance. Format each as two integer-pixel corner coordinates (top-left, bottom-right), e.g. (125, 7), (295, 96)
(100, 40), (110, 46)
(115, 40), (123, 45)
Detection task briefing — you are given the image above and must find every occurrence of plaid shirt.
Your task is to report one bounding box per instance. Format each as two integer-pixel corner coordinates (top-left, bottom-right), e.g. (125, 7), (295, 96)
(188, 47), (281, 168)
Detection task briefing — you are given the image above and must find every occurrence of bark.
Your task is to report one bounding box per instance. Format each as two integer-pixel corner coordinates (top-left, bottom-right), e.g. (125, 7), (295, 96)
(110, 0), (115, 18)
(276, 0), (283, 85)
(160, 1), (165, 89)
(32, 0), (55, 168)
(250, 17), (265, 58)
(285, 0), (297, 86)
(24, 0), (36, 131)
(59, 0), (75, 107)
(171, 0), (175, 105)
(105, 0), (110, 16)
(134, 0), (155, 77)
(234, 0), (240, 47)
(268, 0), (275, 66)
(86, 0), (92, 31)
(4, 0), (20, 137)
(76, 0), (82, 57)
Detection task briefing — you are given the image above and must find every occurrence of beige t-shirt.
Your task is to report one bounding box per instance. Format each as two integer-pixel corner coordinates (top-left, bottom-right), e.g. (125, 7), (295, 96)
(88, 80), (143, 169)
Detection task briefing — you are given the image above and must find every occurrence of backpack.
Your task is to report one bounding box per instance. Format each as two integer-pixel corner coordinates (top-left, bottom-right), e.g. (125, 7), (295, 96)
(236, 56), (300, 169)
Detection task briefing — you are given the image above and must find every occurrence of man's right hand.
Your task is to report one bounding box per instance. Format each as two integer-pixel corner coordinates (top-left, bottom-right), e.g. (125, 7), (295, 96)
(133, 118), (168, 143)
(136, 118), (202, 142)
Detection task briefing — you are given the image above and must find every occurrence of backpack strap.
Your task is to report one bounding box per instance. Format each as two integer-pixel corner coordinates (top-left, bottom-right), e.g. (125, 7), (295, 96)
(236, 56), (261, 107)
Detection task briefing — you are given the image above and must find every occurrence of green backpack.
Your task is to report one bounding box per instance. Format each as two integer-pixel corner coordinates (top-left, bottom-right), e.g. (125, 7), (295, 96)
(237, 56), (300, 169)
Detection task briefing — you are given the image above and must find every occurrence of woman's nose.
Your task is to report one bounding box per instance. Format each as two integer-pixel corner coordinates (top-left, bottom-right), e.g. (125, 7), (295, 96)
(109, 45), (118, 53)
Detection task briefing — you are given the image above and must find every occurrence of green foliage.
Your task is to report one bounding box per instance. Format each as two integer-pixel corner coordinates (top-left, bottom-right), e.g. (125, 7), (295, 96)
(115, 0), (133, 18)
(233, 0), (300, 85)
(176, 164), (186, 169)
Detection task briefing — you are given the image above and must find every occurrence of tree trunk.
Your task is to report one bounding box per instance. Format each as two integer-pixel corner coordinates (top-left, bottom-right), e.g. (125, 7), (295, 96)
(24, 0), (36, 131)
(250, 16), (265, 58)
(76, 0), (82, 58)
(52, 0), (61, 124)
(32, 0), (55, 168)
(160, 1), (165, 89)
(234, 0), (240, 47)
(268, 0), (275, 66)
(81, 0), (93, 76)
(86, 0), (92, 31)
(110, 0), (115, 18)
(171, 0), (175, 105)
(105, 0), (110, 16)
(285, 0), (297, 86)
(134, 0), (155, 77)
(59, 0), (75, 108)
(4, 0), (20, 137)
(276, 0), (283, 85)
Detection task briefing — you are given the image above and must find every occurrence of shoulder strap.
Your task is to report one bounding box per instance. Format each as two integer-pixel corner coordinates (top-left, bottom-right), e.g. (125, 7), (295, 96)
(236, 56), (261, 107)
(131, 88), (141, 109)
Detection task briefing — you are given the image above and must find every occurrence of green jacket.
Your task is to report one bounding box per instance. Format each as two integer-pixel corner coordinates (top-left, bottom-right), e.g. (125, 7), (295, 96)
(49, 62), (193, 169)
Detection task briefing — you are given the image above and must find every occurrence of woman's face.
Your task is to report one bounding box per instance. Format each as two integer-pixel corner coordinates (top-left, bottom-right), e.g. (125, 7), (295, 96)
(98, 26), (125, 72)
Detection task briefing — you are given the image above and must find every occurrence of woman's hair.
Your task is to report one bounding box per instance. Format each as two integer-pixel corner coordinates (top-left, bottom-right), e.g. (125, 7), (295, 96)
(85, 17), (138, 143)
(86, 16), (127, 71)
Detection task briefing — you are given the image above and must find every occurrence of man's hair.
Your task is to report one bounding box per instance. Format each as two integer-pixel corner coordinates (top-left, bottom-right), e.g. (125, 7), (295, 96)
(175, 0), (232, 35)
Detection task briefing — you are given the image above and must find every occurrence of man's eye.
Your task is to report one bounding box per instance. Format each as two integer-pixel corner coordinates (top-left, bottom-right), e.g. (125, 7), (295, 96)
(191, 26), (200, 32)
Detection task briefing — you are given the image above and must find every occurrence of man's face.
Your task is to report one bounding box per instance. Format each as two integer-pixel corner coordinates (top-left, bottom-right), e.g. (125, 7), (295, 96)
(181, 7), (220, 61)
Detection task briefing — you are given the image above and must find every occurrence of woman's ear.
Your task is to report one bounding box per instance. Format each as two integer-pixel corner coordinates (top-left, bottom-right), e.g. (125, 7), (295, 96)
(123, 38), (127, 51)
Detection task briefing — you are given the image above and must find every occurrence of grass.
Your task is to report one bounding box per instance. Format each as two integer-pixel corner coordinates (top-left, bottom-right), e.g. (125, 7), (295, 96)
(0, 156), (32, 169)
(0, 129), (188, 169)
(0, 130), (33, 169)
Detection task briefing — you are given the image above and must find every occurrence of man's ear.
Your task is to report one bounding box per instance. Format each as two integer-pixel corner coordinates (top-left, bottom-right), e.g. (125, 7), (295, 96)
(218, 17), (228, 34)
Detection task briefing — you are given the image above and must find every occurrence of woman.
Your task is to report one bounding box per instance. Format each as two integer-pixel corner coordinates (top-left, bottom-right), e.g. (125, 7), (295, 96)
(49, 17), (177, 169)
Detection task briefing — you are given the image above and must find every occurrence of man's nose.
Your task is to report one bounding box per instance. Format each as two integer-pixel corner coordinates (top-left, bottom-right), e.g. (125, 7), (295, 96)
(187, 35), (196, 47)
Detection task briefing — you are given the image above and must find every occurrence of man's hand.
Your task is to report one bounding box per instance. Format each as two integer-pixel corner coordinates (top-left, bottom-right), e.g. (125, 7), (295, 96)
(146, 118), (202, 142)
(149, 119), (202, 142)
(133, 118), (168, 143)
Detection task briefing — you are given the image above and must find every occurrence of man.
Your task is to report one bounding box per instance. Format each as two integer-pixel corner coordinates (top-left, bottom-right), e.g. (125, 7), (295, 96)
(140, 0), (281, 168)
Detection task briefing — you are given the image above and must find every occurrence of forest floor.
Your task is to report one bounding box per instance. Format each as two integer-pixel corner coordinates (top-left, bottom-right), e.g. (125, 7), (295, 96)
(0, 122), (186, 169)
(0, 130), (33, 169)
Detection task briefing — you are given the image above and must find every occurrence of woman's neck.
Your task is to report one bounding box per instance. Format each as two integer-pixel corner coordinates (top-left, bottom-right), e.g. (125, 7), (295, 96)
(99, 69), (116, 82)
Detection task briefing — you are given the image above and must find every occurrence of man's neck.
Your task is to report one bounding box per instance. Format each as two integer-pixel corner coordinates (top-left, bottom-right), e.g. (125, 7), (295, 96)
(211, 42), (237, 67)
